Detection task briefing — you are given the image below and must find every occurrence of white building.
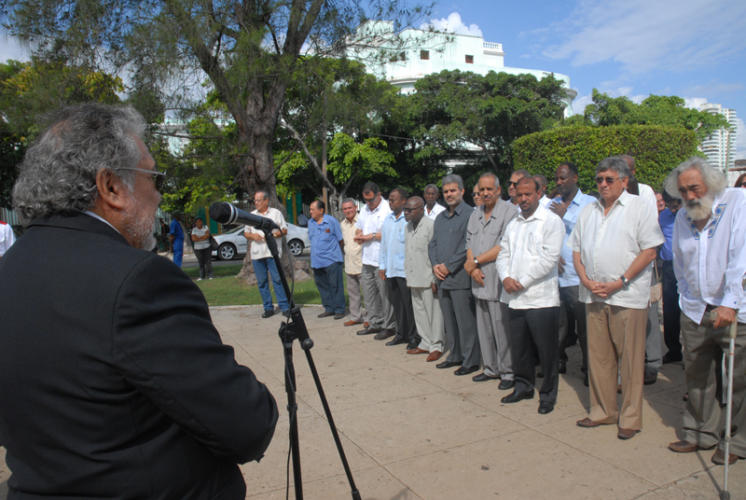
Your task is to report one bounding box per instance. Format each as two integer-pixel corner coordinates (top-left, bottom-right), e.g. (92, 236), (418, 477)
(347, 21), (576, 114)
(699, 103), (737, 172)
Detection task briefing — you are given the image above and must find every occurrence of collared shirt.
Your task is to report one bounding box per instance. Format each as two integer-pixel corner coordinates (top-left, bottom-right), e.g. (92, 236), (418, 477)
(673, 188), (746, 324)
(405, 217), (435, 288)
(539, 195), (553, 209)
(571, 190), (664, 309)
(169, 219), (184, 242)
(340, 216), (362, 275)
(658, 208), (676, 261)
(245, 207), (287, 259)
(425, 203), (445, 220)
(379, 211), (407, 278)
(428, 200), (472, 290)
(552, 190), (597, 287)
(465, 199), (517, 300)
(0, 221), (15, 257)
(497, 205), (564, 309)
(355, 199), (391, 266)
(308, 214), (343, 269)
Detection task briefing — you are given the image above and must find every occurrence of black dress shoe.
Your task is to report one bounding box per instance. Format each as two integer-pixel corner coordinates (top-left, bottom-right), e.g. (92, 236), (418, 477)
(317, 311), (335, 318)
(333, 313), (346, 320)
(538, 401), (554, 414)
(454, 365), (479, 376)
(436, 360), (462, 369)
(558, 359), (567, 374)
(374, 329), (395, 340)
(662, 352), (683, 364)
(385, 335), (407, 346)
(472, 373), (499, 382)
(262, 309), (275, 318)
(498, 379), (515, 390)
(501, 390), (534, 404)
(356, 326), (382, 335)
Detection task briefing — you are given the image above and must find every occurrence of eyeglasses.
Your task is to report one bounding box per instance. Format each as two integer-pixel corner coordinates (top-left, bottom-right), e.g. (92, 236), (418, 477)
(403, 206), (422, 212)
(739, 182), (746, 187)
(508, 181), (519, 187)
(595, 176), (618, 185)
(119, 167), (167, 191)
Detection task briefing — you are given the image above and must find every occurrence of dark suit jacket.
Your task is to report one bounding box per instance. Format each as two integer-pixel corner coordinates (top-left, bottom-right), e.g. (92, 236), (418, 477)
(0, 213), (278, 499)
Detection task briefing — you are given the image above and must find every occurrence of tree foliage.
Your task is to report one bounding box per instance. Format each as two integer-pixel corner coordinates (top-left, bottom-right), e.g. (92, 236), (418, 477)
(512, 125), (699, 193)
(576, 89), (729, 141)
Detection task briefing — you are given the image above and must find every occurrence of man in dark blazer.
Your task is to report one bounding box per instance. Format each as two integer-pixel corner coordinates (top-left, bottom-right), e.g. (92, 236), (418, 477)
(0, 104), (278, 499)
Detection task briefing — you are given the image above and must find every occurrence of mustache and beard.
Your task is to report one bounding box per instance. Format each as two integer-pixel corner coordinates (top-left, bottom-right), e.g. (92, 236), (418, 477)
(685, 193), (715, 222)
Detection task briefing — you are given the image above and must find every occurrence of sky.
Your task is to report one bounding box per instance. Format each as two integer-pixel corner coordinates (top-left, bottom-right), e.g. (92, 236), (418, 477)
(2, 0), (745, 157)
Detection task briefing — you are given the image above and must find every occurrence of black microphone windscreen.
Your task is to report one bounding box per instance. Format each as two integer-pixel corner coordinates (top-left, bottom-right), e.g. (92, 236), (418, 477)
(209, 202), (232, 224)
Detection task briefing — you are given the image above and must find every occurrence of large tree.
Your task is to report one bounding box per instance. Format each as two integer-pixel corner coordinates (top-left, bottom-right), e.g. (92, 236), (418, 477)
(3, 0), (430, 207)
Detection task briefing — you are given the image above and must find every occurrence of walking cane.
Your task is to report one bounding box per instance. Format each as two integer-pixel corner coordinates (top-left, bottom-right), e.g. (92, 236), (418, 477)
(720, 314), (738, 500)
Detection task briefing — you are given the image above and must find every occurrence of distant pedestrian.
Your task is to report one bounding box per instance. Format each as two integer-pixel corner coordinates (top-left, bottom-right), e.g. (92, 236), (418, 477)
(168, 215), (184, 266)
(190, 217), (213, 280)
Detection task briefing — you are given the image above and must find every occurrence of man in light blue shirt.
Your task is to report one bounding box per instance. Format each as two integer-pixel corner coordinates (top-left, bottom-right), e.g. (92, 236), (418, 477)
(379, 188), (417, 348)
(550, 162), (596, 378)
(308, 199), (346, 319)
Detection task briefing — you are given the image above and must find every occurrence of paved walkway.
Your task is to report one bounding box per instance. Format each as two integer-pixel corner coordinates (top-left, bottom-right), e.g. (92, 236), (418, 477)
(1, 305), (744, 499)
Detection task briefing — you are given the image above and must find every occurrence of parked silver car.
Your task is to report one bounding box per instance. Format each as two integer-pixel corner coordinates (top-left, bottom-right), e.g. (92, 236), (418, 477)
(211, 223), (310, 260)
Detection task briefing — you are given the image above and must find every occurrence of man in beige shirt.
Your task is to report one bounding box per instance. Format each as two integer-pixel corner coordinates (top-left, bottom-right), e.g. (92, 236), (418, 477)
(340, 198), (365, 326)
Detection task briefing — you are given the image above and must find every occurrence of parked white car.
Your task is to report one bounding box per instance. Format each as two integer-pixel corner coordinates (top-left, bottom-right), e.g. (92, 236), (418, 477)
(211, 223), (310, 260)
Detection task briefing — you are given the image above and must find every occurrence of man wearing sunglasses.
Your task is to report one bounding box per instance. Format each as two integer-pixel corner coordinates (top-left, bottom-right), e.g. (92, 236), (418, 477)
(0, 104), (278, 498)
(571, 156), (663, 440)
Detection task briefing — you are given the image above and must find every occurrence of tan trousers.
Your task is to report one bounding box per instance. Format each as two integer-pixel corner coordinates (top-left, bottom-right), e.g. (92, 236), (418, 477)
(586, 303), (647, 430)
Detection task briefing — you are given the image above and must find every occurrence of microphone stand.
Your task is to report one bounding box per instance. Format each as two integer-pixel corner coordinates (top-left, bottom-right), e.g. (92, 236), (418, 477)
(263, 229), (361, 500)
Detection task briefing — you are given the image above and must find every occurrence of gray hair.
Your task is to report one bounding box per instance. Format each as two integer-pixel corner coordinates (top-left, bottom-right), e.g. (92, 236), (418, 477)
(595, 156), (630, 179)
(479, 172), (500, 188)
(663, 157), (727, 199)
(424, 184), (439, 193)
(441, 174), (464, 190)
(341, 197), (357, 206)
(13, 103), (146, 225)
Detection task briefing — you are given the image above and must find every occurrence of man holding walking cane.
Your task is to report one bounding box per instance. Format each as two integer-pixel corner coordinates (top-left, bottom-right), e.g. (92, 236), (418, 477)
(664, 157), (746, 467)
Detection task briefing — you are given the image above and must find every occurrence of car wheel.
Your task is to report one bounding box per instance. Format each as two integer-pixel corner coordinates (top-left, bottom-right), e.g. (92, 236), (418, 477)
(288, 239), (304, 256)
(218, 243), (236, 260)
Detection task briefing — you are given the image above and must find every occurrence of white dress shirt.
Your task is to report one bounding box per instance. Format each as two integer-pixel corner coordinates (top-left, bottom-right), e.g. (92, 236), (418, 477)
(425, 202), (445, 221)
(673, 187), (746, 324)
(355, 198), (391, 266)
(571, 190), (664, 309)
(245, 207), (287, 259)
(496, 205), (564, 309)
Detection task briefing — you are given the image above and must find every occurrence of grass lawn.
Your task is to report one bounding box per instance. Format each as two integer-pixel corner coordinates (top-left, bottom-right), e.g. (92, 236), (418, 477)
(184, 263), (322, 306)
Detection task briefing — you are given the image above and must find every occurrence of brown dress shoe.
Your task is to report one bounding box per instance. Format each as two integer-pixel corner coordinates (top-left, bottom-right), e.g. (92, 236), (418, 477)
(407, 348), (428, 355)
(343, 319), (362, 327)
(712, 449), (739, 465)
(668, 440), (699, 453)
(576, 417), (608, 428)
(617, 428), (640, 440)
(426, 350), (442, 362)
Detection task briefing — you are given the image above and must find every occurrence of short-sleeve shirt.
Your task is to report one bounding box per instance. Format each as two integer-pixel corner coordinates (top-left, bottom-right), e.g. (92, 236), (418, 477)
(191, 226), (210, 250)
(340, 216), (362, 275)
(425, 203), (445, 221)
(465, 199), (517, 300)
(571, 191), (664, 309)
(308, 214), (343, 269)
(405, 217), (435, 288)
(552, 189), (597, 288)
(245, 207), (287, 260)
(169, 220), (184, 242)
(355, 199), (391, 266)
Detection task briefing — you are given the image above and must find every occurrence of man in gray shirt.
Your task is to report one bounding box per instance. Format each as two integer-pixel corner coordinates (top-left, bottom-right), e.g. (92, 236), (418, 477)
(464, 173), (517, 388)
(428, 174), (481, 374)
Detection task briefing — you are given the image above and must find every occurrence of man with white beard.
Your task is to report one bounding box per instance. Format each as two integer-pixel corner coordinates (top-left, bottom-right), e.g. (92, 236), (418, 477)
(665, 157), (746, 465)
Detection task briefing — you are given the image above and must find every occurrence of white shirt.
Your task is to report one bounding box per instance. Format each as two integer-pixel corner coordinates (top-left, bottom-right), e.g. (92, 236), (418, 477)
(571, 190), (664, 309)
(635, 183), (657, 216)
(245, 207), (287, 259)
(0, 221), (16, 257)
(191, 226), (210, 250)
(425, 202), (445, 220)
(539, 195), (553, 209)
(496, 205), (564, 309)
(355, 199), (391, 266)
(673, 188), (746, 324)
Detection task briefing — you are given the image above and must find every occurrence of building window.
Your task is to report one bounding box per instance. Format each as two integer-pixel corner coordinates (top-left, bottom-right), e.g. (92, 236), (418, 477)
(420, 50), (429, 60)
(465, 54), (474, 64)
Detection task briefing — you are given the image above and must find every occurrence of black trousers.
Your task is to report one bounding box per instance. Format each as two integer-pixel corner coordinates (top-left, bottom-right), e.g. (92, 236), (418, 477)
(195, 247), (213, 279)
(509, 307), (560, 403)
(386, 276), (416, 344)
(559, 285), (587, 370)
(662, 260), (682, 358)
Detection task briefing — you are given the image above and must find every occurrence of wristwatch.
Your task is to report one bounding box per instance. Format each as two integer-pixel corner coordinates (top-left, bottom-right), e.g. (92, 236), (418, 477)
(473, 257), (480, 267)
(619, 275), (629, 288)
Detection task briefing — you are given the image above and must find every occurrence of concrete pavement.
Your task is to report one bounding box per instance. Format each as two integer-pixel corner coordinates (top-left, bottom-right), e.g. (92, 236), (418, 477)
(1, 304), (744, 499)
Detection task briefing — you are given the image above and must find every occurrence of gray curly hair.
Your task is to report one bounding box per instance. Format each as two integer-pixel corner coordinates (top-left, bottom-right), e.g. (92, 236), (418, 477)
(663, 157), (727, 199)
(12, 103), (146, 225)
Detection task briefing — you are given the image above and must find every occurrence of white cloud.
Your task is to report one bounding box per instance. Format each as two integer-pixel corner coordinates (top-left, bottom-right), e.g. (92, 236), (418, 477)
(422, 12), (483, 37)
(684, 97), (710, 110)
(541, 0), (746, 74)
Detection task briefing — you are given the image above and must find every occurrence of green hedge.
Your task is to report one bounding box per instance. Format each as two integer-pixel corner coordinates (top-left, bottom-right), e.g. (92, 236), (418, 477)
(511, 125), (698, 193)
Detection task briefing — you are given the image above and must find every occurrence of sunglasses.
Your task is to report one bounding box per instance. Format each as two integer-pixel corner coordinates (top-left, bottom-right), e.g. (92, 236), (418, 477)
(739, 182), (746, 187)
(595, 176), (618, 185)
(119, 167), (167, 192)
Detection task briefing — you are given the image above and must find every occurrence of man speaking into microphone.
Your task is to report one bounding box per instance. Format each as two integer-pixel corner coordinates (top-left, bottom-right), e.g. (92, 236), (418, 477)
(0, 103), (278, 499)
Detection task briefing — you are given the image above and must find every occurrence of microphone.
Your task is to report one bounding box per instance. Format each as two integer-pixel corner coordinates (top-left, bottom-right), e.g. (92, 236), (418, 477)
(209, 202), (280, 232)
